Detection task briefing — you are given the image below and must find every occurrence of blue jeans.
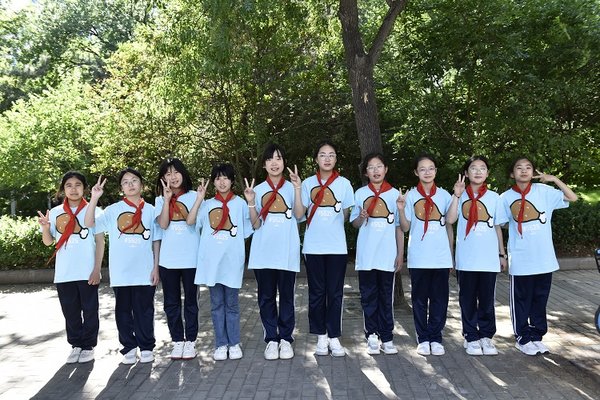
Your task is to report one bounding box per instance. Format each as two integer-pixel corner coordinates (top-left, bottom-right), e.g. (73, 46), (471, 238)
(209, 284), (240, 347)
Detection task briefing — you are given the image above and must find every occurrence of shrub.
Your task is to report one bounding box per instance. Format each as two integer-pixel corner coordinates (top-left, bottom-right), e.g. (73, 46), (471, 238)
(553, 201), (600, 257)
(0, 215), (53, 270)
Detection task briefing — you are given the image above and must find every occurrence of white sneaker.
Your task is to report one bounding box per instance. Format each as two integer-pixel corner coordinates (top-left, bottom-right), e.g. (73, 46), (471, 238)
(121, 348), (137, 365)
(228, 344), (243, 360)
(416, 341), (430, 356)
(430, 342), (445, 356)
(532, 341), (549, 354)
(315, 335), (329, 356)
(78, 349), (94, 363)
(329, 337), (346, 357)
(213, 346), (228, 361)
(139, 350), (154, 363)
(480, 338), (498, 356)
(279, 340), (294, 360)
(66, 347), (82, 364)
(366, 334), (380, 355)
(516, 341), (540, 356)
(381, 341), (398, 355)
(170, 341), (185, 360)
(264, 341), (279, 360)
(182, 341), (197, 360)
(465, 340), (483, 356)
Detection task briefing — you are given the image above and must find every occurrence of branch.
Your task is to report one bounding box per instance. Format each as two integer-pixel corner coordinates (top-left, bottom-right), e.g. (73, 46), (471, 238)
(368, 0), (408, 65)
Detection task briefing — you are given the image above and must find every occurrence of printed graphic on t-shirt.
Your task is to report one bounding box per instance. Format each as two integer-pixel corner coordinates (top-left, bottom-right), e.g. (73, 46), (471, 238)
(261, 192), (292, 219)
(310, 186), (341, 212)
(209, 208), (238, 237)
(509, 199), (547, 224)
(56, 213), (89, 239)
(413, 199), (446, 226)
(461, 200), (494, 227)
(117, 212), (151, 239)
(363, 197), (394, 224)
(171, 201), (189, 221)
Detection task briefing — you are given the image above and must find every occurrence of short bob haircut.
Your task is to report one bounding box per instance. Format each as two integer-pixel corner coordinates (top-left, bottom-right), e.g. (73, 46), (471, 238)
(508, 156), (536, 177)
(155, 158), (193, 196)
(261, 143), (287, 170)
(210, 163), (235, 183)
(461, 155), (489, 174)
(412, 153), (437, 171)
(313, 139), (338, 160)
(361, 152), (387, 175)
(56, 171), (88, 200)
(117, 167), (143, 185)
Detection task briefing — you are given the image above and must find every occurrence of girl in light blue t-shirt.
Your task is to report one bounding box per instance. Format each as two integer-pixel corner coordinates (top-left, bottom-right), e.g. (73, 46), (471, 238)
(38, 171), (104, 365)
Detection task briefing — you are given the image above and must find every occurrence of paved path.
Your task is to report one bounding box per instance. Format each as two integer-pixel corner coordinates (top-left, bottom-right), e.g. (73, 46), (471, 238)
(0, 270), (599, 399)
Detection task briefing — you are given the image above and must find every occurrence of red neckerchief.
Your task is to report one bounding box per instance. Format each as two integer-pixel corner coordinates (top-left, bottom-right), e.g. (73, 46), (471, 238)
(48, 198), (88, 263)
(168, 191), (183, 221)
(465, 183), (488, 237)
(259, 177), (285, 221)
(512, 182), (532, 237)
(213, 191), (235, 234)
(366, 181), (393, 217)
(121, 197), (145, 234)
(416, 182), (437, 240)
(306, 170), (340, 227)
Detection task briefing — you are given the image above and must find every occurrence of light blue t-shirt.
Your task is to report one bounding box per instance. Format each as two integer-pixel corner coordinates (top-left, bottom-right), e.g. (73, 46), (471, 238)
(248, 180), (301, 272)
(46, 204), (101, 283)
(350, 186), (400, 272)
(500, 183), (568, 276)
(194, 195), (253, 288)
(96, 200), (157, 287)
(455, 190), (509, 272)
(404, 186), (453, 269)
(155, 191), (199, 269)
(301, 174), (354, 254)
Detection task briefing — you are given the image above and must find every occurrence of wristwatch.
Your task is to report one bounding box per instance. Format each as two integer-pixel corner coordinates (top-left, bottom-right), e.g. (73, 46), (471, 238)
(499, 253), (508, 259)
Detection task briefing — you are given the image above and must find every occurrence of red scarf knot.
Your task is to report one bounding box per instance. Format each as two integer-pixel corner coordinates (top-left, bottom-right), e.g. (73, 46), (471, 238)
(121, 197), (145, 234)
(213, 191), (235, 234)
(464, 183), (488, 237)
(48, 198), (88, 264)
(416, 182), (437, 240)
(168, 191), (183, 221)
(306, 170), (339, 227)
(259, 177), (285, 222)
(511, 182), (532, 237)
(366, 181), (393, 217)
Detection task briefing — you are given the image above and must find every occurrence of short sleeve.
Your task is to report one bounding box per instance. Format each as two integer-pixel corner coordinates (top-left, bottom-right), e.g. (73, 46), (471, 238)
(242, 201), (253, 239)
(154, 196), (164, 220)
(341, 179), (354, 209)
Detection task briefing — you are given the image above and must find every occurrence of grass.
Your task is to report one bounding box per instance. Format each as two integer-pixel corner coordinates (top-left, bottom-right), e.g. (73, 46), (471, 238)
(580, 188), (600, 204)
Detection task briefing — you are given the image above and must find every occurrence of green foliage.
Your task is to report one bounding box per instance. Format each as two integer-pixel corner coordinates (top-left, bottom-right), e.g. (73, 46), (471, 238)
(0, 215), (52, 269)
(553, 201), (600, 256)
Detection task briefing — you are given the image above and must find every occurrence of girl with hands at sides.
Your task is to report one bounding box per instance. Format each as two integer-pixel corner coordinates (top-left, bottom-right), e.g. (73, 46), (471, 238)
(154, 158), (199, 361)
(84, 168), (161, 365)
(445, 156), (508, 356)
(187, 163), (252, 362)
(350, 153), (404, 356)
(499, 157), (577, 356)
(243, 143), (304, 361)
(37, 171), (104, 365)
(298, 139), (354, 357)
(397, 153), (453, 357)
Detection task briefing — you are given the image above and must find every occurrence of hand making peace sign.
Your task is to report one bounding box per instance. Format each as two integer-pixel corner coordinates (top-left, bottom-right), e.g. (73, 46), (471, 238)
(195, 178), (210, 202)
(160, 179), (173, 201)
(453, 173), (466, 198)
(287, 165), (301, 188)
(243, 178), (256, 204)
(91, 175), (107, 200)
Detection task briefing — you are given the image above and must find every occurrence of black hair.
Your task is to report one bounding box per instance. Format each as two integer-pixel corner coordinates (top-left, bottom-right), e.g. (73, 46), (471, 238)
(117, 167), (143, 185)
(412, 153), (437, 171)
(56, 171), (88, 200)
(361, 152), (387, 175)
(261, 143), (287, 169)
(509, 156), (536, 177)
(210, 163), (235, 183)
(462, 155), (490, 174)
(155, 158), (193, 196)
(313, 139), (338, 160)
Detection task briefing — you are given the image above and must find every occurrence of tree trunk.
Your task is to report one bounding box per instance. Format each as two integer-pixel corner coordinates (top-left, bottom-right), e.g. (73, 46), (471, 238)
(339, 0), (407, 304)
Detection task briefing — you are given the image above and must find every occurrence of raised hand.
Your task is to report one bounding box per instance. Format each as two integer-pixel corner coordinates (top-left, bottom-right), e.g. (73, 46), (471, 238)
(195, 178), (210, 202)
(396, 189), (406, 211)
(161, 179), (173, 201)
(91, 175), (107, 200)
(243, 178), (256, 204)
(453, 173), (466, 198)
(287, 165), (302, 188)
(37, 210), (50, 228)
(533, 169), (555, 184)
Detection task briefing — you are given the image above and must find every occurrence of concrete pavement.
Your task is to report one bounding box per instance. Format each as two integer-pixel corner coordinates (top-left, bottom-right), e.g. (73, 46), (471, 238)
(0, 269), (599, 399)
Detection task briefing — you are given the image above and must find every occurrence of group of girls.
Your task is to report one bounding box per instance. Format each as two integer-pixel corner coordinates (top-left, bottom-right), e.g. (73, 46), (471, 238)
(38, 139), (577, 365)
